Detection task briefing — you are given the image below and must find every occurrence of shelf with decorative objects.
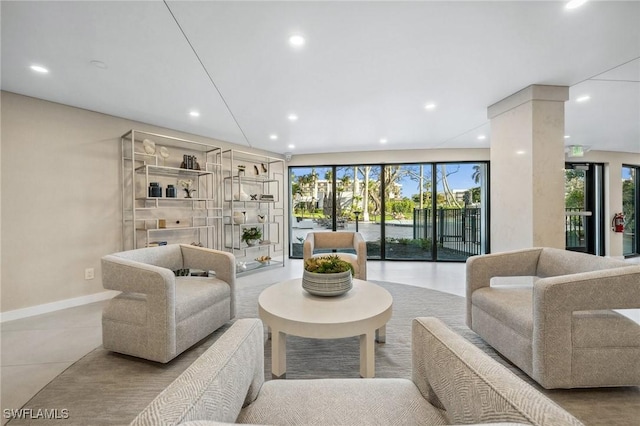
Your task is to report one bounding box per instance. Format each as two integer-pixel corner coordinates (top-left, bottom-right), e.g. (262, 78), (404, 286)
(121, 130), (223, 250)
(219, 149), (285, 275)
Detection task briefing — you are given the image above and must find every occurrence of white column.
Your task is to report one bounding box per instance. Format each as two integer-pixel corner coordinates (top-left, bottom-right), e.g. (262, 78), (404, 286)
(488, 85), (569, 252)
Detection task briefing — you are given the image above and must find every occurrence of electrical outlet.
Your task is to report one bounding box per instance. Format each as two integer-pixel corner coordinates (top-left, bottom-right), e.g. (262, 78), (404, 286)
(85, 268), (95, 280)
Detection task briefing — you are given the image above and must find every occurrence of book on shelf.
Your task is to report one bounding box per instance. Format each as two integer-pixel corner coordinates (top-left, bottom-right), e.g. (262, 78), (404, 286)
(148, 241), (168, 247)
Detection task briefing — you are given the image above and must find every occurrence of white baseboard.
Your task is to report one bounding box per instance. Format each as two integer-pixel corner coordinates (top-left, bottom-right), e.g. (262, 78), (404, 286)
(0, 290), (119, 323)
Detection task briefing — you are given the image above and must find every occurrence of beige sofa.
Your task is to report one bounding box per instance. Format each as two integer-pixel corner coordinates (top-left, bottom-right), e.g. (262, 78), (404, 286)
(102, 244), (236, 363)
(466, 247), (640, 389)
(131, 317), (583, 426)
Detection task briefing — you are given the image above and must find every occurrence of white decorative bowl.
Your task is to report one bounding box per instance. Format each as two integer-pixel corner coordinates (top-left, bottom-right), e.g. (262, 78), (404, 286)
(302, 270), (352, 297)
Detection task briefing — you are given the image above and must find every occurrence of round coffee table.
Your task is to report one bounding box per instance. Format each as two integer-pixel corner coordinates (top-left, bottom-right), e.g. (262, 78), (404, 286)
(258, 278), (393, 378)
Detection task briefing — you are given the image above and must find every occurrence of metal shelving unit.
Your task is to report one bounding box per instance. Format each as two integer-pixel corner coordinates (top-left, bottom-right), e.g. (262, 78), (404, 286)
(121, 130), (222, 250)
(220, 149), (285, 274)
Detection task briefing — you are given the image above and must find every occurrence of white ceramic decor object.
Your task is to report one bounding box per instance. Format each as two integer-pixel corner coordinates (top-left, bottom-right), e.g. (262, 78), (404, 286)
(142, 138), (156, 155)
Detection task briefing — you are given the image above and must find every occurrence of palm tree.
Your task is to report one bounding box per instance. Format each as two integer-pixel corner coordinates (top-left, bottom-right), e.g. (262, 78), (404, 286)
(472, 165), (482, 184)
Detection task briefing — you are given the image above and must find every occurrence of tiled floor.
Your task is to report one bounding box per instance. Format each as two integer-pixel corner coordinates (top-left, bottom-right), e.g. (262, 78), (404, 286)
(2, 256), (638, 423)
(0, 259), (465, 422)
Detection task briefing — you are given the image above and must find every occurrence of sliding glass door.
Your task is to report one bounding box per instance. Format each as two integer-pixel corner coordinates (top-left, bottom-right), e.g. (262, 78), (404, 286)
(290, 165), (382, 258)
(434, 163), (487, 260)
(384, 164), (433, 260)
(335, 165), (383, 259)
(289, 161), (488, 262)
(564, 163), (604, 255)
(623, 165), (638, 257)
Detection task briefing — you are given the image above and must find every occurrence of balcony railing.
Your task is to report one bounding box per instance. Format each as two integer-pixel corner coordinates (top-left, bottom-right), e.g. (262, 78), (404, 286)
(565, 207), (589, 251)
(413, 207), (482, 257)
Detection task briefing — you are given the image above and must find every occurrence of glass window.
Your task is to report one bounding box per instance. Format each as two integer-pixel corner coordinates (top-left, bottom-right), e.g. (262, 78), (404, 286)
(434, 163), (486, 261)
(384, 164), (433, 260)
(289, 161), (488, 262)
(623, 165), (638, 257)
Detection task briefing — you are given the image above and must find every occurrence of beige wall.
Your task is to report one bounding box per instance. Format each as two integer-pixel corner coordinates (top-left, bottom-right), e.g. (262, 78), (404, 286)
(288, 148), (489, 166)
(0, 92), (280, 313)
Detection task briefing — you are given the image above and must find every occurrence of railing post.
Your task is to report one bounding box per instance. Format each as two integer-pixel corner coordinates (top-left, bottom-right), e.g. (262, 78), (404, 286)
(438, 209), (444, 245)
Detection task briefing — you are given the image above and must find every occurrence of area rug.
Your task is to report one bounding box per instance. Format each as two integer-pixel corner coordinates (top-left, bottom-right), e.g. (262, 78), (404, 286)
(10, 280), (640, 425)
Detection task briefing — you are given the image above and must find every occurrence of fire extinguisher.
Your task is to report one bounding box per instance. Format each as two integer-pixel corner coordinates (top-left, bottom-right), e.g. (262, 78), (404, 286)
(612, 213), (625, 233)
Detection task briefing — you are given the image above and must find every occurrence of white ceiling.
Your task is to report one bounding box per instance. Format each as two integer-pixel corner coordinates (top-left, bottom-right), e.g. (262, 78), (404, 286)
(2, 1), (639, 155)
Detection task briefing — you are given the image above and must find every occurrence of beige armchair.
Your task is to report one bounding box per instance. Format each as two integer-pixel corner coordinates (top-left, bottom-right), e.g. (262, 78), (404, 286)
(467, 247), (640, 389)
(101, 244), (236, 363)
(132, 318), (583, 425)
(303, 231), (367, 280)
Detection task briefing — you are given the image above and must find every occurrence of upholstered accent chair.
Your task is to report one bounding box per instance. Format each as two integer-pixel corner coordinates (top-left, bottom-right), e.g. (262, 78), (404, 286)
(303, 231), (367, 280)
(132, 318), (583, 425)
(467, 247), (640, 389)
(101, 244), (236, 363)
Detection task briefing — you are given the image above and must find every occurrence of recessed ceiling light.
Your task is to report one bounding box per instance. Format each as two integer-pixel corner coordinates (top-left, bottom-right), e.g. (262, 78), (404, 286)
(90, 60), (108, 69)
(564, 135), (571, 139)
(424, 103), (437, 110)
(565, 0), (588, 10)
(288, 144), (295, 149)
(477, 135), (486, 140)
(289, 35), (305, 47)
(189, 111), (200, 117)
(576, 95), (591, 103)
(30, 65), (49, 73)
(516, 150), (527, 155)
(380, 138), (388, 144)
(269, 134), (278, 140)
(288, 114), (298, 121)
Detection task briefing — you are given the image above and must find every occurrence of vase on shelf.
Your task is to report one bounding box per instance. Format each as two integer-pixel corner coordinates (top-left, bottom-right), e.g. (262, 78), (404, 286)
(233, 211), (246, 224)
(233, 186), (250, 201)
(148, 182), (162, 198)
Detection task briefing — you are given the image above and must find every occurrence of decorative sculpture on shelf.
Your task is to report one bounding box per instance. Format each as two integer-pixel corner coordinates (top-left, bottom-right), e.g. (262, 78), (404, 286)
(142, 138), (156, 155)
(159, 146), (169, 166)
(233, 211), (246, 224)
(179, 179), (196, 198)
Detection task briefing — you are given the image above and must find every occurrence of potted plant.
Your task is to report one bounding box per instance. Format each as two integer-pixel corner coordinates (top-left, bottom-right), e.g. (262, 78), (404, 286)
(178, 179), (196, 198)
(302, 255), (354, 296)
(241, 227), (262, 246)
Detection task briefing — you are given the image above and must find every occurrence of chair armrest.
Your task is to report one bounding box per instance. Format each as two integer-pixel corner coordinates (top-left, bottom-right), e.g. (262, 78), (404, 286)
(465, 248), (542, 326)
(302, 233), (315, 260)
(353, 232), (366, 256)
(411, 317), (583, 425)
(102, 255), (178, 358)
(131, 319), (265, 426)
(353, 232), (367, 280)
(101, 255), (176, 296)
(180, 245), (237, 317)
(532, 265), (640, 387)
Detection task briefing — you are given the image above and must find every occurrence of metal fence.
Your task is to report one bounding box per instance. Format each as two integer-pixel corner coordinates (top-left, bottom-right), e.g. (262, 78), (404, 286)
(565, 207), (587, 250)
(413, 207), (482, 257)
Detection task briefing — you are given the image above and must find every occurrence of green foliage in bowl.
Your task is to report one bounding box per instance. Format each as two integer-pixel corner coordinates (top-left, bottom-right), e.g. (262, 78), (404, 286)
(304, 255), (354, 274)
